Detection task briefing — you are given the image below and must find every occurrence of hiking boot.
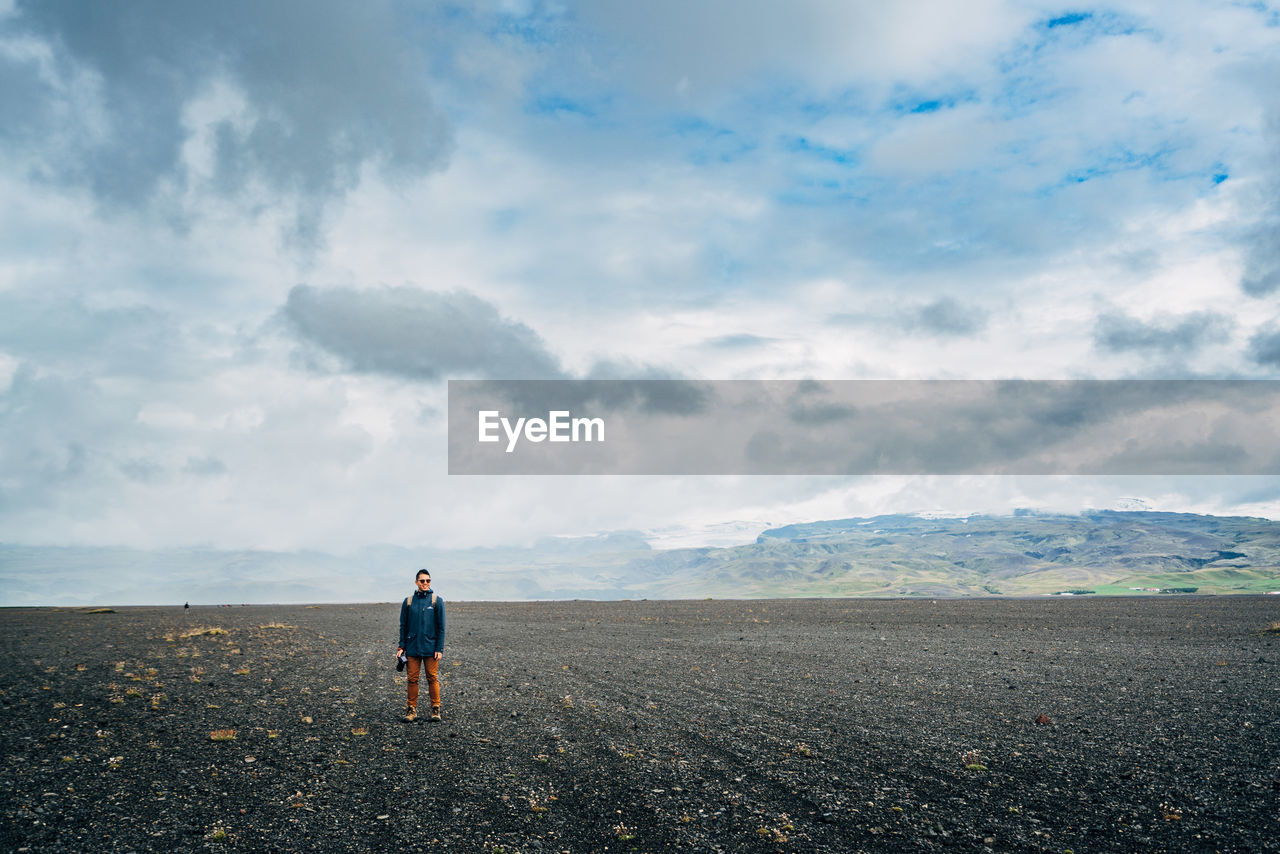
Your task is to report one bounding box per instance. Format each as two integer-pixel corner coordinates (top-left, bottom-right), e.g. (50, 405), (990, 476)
(429, 706), (442, 722)
(402, 706), (417, 723)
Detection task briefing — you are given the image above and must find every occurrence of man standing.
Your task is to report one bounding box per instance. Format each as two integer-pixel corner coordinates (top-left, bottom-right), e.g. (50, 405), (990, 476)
(397, 569), (445, 722)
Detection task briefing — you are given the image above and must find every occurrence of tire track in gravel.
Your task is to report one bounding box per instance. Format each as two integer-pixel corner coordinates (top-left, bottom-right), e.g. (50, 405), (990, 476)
(512, 646), (885, 851)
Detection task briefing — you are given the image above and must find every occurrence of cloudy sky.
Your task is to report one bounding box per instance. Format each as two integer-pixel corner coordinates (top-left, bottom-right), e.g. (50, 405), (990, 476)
(3, 0), (1280, 562)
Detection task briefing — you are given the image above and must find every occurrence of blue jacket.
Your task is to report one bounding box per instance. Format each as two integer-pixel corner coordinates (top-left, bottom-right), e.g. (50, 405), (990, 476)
(399, 589), (445, 658)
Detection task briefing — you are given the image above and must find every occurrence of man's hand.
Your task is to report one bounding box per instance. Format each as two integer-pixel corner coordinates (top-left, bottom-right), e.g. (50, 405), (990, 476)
(433, 651), (442, 661)
(396, 647), (404, 657)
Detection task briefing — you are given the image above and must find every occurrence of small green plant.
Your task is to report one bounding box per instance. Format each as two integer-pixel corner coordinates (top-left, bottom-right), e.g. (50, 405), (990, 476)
(961, 749), (987, 771)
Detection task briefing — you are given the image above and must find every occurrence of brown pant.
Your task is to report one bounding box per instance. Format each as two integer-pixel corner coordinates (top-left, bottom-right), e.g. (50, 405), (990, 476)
(406, 655), (439, 708)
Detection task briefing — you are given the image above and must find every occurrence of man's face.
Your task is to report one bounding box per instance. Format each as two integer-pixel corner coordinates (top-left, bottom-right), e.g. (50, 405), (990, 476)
(416, 574), (431, 589)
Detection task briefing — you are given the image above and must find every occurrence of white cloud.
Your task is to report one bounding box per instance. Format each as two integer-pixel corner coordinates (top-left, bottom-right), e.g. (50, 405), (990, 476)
(575, 0), (1036, 102)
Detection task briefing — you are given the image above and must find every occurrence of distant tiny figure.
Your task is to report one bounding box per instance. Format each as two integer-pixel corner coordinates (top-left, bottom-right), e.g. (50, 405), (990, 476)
(397, 569), (445, 723)
(184, 602), (189, 611)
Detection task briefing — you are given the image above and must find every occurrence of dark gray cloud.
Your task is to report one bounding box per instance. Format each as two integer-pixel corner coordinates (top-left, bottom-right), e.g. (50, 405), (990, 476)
(446, 361), (710, 423)
(119, 458), (166, 485)
(461, 378), (711, 421)
(183, 456), (228, 477)
(1240, 110), (1280, 297)
(583, 359), (686, 381)
(785, 380), (857, 425)
(705, 333), (775, 349)
(911, 297), (988, 336)
(283, 285), (564, 380)
(580, 361), (707, 413)
(3, 0), (451, 239)
(1241, 195), (1280, 296)
(1248, 326), (1280, 367)
(1094, 310), (1233, 354)
(829, 297), (988, 338)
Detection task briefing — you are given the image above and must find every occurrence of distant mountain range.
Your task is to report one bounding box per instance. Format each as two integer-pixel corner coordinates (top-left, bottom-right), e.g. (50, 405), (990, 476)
(628, 511), (1280, 598)
(4, 511), (1279, 606)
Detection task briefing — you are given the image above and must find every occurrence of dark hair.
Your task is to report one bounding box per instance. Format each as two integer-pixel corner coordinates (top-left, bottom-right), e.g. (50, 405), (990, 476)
(415, 569), (430, 581)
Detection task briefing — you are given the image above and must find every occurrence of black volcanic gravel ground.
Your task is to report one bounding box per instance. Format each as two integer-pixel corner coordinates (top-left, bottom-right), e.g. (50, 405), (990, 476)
(2, 596), (1278, 853)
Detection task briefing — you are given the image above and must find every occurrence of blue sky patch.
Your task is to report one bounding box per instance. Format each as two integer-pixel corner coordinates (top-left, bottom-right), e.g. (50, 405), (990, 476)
(1046, 12), (1093, 29)
(885, 89), (978, 116)
(670, 117), (757, 165)
(783, 136), (857, 166)
(527, 93), (603, 119)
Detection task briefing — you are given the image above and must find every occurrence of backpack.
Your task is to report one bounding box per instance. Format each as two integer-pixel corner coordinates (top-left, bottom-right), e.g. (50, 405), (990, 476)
(404, 591), (438, 610)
